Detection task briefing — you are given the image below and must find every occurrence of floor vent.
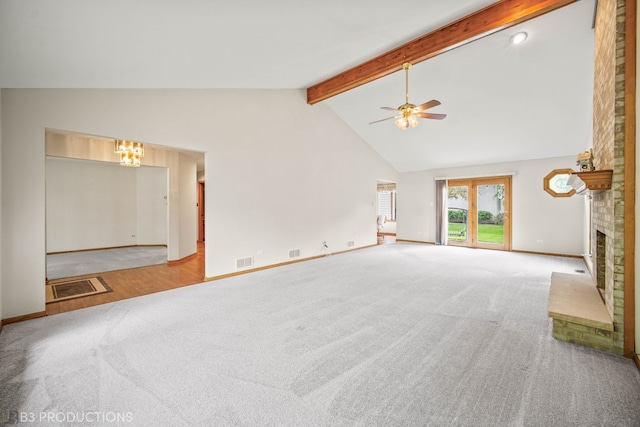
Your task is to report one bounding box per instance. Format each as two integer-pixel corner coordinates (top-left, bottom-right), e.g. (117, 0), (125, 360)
(347, 240), (355, 248)
(236, 257), (253, 269)
(289, 249), (300, 259)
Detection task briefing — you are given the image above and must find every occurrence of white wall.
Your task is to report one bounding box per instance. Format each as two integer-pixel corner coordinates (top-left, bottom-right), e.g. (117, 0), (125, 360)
(136, 166), (169, 246)
(397, 156), (584, 256)
(46, 157), (136, 251)
(178, 153), (197, 258)
(0, 88), (398, 318)
(381, 221), (396, 234)
(46, 158), (169, 252)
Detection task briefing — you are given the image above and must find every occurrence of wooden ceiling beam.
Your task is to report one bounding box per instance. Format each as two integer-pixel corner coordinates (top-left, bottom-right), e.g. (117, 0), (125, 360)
(306, 0), (577, 105)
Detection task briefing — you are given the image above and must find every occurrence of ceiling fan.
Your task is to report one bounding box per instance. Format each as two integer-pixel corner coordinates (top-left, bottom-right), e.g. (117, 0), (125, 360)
(370, 62), (446, 129)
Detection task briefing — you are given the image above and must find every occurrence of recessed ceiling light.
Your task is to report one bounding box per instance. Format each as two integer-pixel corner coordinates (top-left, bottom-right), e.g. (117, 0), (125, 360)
(510, 32), (528, 45)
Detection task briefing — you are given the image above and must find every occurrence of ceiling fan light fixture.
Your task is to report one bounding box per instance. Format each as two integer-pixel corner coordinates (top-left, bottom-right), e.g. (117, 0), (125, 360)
(370, 62), (446, 128)
(394, 114), (419, 130)
(395, 118), (409, 130)
(510, 31), (528, 45)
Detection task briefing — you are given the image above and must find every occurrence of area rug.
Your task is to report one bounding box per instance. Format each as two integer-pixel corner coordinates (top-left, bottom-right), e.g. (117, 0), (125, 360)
(45, 277), (112, 303)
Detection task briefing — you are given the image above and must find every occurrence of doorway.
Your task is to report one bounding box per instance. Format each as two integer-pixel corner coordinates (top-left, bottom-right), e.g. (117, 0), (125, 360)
(44, 129), (205, 280)
(377, 180), (397, 242)
(447, 176), (511, 250)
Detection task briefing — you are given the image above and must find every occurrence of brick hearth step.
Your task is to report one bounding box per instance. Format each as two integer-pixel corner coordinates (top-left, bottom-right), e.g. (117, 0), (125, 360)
(547, 272), (616, 353)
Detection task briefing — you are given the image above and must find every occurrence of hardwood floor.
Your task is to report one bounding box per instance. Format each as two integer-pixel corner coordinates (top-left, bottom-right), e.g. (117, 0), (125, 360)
(46, 242), (205, 316)
(377, 233), (396, 245)
(46, 237), (392, 316)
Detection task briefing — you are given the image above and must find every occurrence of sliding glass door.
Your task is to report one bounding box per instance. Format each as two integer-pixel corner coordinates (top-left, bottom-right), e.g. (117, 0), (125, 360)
(447, 182), (470, 244)
(447, 176), (511, 250)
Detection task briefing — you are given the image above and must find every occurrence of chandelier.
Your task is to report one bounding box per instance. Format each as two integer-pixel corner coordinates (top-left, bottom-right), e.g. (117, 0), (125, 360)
(114, 140), (144, 167)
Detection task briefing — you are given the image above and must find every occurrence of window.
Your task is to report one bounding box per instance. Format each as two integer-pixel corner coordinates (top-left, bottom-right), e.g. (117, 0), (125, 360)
(378, 191), (396, 220)
(543, 168), (576, 197)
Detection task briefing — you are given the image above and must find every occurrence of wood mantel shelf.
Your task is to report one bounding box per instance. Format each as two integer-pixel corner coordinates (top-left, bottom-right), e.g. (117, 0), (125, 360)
(571, 169), (613, 192)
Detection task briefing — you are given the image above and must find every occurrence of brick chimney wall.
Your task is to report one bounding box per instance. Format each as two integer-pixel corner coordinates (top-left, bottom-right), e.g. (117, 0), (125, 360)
(591, 0), (626, 355)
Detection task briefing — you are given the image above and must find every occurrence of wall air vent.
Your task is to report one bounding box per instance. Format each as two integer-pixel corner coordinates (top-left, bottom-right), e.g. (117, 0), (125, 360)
(289, 249), (300, 259)
(236, 257), (254, 269)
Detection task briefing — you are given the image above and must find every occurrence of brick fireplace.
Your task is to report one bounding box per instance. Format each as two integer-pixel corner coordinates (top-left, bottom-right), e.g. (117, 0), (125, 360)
(596, 230), (606, 291)
(591, 188), (623, 354)
(586, 0), (626, 355)
(549, 0), (627, 356)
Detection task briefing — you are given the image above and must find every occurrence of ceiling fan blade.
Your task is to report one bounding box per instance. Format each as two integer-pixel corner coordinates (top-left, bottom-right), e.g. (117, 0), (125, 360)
(380, 107), (399, 113)
(417, 112), (447, 120)
(415, 100), (441, 111)
(369, 116), (398, 125)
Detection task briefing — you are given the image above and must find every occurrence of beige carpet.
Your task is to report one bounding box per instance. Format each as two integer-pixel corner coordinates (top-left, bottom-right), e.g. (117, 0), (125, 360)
(4, 243), (640, 426)
(45, 277), (111, 303)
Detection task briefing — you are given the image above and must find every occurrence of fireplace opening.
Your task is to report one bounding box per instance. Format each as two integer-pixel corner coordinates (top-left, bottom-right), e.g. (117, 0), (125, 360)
(596, 230), (606, 290)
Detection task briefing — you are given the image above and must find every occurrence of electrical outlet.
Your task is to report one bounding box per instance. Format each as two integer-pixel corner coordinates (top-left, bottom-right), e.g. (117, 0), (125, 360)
(257, 249), (264, 256)
(537, 239), (543, 244)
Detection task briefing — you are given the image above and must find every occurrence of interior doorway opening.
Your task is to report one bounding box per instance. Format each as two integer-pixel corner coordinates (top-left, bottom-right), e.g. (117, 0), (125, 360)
(377, 180), (397, 244)
(44, 129), (206, 313)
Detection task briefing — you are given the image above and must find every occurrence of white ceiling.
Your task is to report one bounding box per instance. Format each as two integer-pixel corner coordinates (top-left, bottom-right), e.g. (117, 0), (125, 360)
(0, 0), (596, 172)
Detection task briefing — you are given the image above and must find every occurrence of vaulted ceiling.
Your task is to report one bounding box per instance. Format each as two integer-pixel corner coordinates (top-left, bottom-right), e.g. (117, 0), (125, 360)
(0, 0), (596, 172)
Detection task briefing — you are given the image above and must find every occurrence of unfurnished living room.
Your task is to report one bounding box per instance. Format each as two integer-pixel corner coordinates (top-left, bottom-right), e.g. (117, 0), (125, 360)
(1, 0), (640, 426)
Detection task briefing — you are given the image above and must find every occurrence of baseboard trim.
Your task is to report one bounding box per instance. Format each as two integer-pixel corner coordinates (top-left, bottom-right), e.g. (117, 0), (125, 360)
(394, 241), (582, 259)
(48, 244), (167, 255)
(3, 310), (47, 325)
(205, 244), (377, 282)
(633, 353), (640, 372)
(396, 239), (436, 245)
(168, 252), (197, 265)
(511, 249), (583, 259)
(0, 319), (3, 334)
